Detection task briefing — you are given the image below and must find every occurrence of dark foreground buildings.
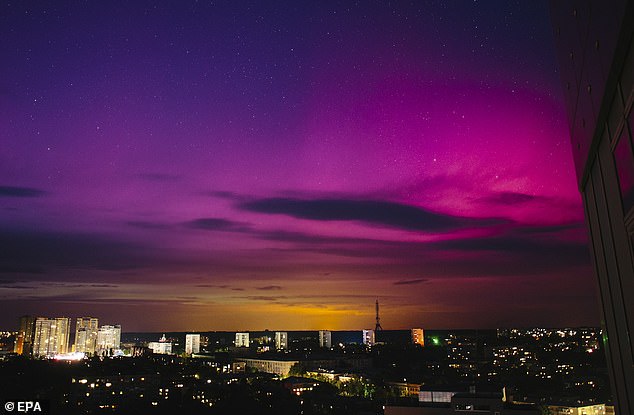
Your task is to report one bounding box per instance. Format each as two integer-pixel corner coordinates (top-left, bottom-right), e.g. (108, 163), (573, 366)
(550, 1), (634, 413)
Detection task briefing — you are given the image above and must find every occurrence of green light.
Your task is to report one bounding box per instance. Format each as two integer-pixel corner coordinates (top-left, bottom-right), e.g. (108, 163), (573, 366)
(432, 337), (440, 345)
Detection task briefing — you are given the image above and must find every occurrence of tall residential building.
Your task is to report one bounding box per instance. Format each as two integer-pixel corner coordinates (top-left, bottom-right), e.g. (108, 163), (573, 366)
(74, 317), (99, 355)
(14, 315), (35, 355)
(32, 317), (71, 357)
(95, 325), (121, 355)
(185, 333), (200, 354)
(550, 2), (634, 413)
(235, 332), (250, 347)
(362, 329), (375, 347)
(318, 330), (332, 349)
(411, 328), (425, 347)
(275, 331), (288, 350)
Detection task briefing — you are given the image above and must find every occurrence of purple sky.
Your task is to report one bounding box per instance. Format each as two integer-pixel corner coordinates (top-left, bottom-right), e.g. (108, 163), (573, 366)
(0, 1), (597, 331)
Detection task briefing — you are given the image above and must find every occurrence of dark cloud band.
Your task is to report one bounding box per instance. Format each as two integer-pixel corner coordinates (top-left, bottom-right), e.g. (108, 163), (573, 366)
(0, 186), (46, 197)
(239, 197), (503, 232)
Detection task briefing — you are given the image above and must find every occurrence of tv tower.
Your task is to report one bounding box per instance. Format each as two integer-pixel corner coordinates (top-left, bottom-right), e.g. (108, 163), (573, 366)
(375, 298), (383, 331)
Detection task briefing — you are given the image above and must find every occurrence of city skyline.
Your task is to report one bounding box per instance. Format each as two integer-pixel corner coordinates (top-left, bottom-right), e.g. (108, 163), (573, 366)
(0, 323), (612, 413)
(0, 1), (596, 332)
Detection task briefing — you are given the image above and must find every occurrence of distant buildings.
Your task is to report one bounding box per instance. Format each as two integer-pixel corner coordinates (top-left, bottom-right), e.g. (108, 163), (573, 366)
(283, 377), (321, 396)
(419, 389), (455, 403)
(74, 317), (99, 355)
(148, 334), (172, 354)
(547, 404), (609, 415)
(235, 332), (250, 348)
(7, 320), (613, 410)
(551, 2), (634, 413)
(385, 381), (422, 398)
(385, 390), (540, 415)
(318, 330), (332, 348)
(13, 315), (35, 355)
(32, 317), (71, 357)
(362, 329), (375, 346)
(275, 331), (288, 350)
(412, 328), (425, 346)
(240, 357), (300, 377)
(96, 325), (121, 355)
(185, 333), (200, 354)
(14, 316), (121, 358)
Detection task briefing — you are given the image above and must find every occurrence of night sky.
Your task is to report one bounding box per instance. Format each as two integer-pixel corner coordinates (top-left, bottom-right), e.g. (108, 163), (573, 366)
(0, 1), (596, 332)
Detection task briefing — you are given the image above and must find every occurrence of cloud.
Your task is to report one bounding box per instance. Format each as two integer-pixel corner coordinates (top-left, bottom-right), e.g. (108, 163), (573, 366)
(195, 284), (230, 289)
(0, 186), (46, 197)
(0, 215), (589, 297)
(257, 285), (283, 290)
(513, 222), (585, 235)
(0, 229), (147, 275)
(185, 218), (251, 232)
(257, 229), (374, 245)
(0, 280), (34, 289)
(296, 293), (391, 299)
(239, 197), (503, 232)
(241, 295), (281, 302)
(422, 225), (591, 275)
(394, 278), (429, 285)
(477, 191), (541, 205)
(432, 232), (586, 258)
(39, 282), (119, 288)
(252, 222), (590, 277)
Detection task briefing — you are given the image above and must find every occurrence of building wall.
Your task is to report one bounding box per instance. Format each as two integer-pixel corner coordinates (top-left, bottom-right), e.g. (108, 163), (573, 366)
(550, 1), (634, 413)
(385, 381), (421, 398)
(185, 334), (200, 354)
(241, 358), (299, 377)
(235, 332), (249, 347)
(14, 315), (35, 355)
(74, 317), (98, 354)
(96, 325), (121, 354)
(319, 330), (332, 348)
(32, 317), (70, 357)
(275, 331), (288, 350)
(363, 329), (375, 346)
(412, 328), (425, 347)
(148, 341), (172, 354)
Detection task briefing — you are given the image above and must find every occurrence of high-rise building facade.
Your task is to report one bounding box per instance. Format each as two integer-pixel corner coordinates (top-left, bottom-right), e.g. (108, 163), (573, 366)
(14, 315), (35, 355)
(235, 332), (249, 348)
(551, 1), (634, 413)
(95, 325), (121, 355)
(318, 330), (332, 349)
(74, 317), (99, 355)
(185, 333), (200, 354)
(32, 317), (71, 357)
(411, 328), (425, 347)
(275, 331), (288, 350)
(362, 329), (375, 346)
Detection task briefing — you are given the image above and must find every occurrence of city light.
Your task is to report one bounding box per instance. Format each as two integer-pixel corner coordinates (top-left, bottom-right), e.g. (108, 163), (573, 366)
(53, 352), (85, 361)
